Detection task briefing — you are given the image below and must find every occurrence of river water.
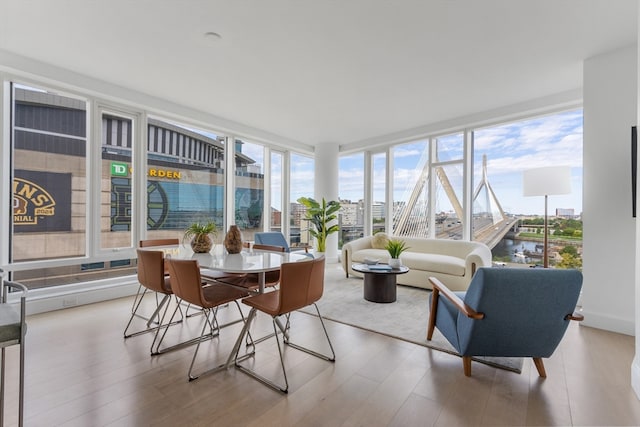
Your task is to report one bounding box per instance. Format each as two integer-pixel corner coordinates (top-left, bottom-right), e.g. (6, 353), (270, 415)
(492, 239), (545, 263)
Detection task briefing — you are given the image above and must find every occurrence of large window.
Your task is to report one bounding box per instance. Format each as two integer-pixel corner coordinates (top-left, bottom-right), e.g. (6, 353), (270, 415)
(290, 153), (314, 247)
(338, 153), (364, 247)
(372, 152), (387, 234)
(270, 151), (283, 232)
(392, 140), (429, 236)
(472, 109), (583, 267)
(234, 140), (265, 242)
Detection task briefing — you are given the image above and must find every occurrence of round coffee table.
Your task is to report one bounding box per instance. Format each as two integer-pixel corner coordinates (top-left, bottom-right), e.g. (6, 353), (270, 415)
(351, 263), (409, 303)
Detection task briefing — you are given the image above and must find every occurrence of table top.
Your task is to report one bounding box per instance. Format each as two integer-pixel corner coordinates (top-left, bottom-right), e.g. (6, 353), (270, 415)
(352, 263), (409, 275)
(144, 244), (312, 273)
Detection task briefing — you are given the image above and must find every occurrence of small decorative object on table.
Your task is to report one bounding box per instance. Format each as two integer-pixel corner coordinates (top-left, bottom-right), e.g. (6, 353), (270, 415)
(183, 221), (217, 253)
(224, 225), (243, 254)
(385, 238), (409, 269)
(363, 257), (379, 265)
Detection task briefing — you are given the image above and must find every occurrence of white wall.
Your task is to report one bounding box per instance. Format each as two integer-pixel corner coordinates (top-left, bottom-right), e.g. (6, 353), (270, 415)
(582, 45), (637, 335)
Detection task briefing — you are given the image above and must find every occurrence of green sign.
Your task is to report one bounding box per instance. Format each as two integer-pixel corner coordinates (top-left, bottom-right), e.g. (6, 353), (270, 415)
(111, 162), (128, 176)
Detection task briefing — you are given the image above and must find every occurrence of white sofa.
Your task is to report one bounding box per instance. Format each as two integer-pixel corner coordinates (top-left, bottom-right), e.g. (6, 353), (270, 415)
(341, 235), (493, 291)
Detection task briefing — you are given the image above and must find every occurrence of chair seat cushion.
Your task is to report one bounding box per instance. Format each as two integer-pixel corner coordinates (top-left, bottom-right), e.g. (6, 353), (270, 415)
(0, 304), (22, 344)
(242, 290), (281, 316)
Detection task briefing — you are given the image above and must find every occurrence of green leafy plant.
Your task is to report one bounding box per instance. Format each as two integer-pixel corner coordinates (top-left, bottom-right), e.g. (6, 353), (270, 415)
(385, 239), (409, 259)
(297, 197), (341, 252)
(183, 221), (217, 253)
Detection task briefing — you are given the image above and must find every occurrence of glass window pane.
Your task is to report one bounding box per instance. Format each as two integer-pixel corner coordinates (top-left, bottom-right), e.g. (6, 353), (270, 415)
(290, 153), (314, 247)
(234, 140), (265, 241)
(473, 110), (583, 267)
(11, 84), (87, 262)
(434, 162), (464, 240)
(436, 132), (464, 162)
(102, 112), (134, 249)
(392, 140), (429, 236)
(145, 118), (226, 244)
(339, 153), (364, 247)
(372, 152), (386, 234)
(270, 151), (283, 232)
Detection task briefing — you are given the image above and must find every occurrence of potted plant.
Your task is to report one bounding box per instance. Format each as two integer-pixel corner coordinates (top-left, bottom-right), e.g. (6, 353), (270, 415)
(183, 221), (217, 253)
(297, 197), (341, 253)
(385, 238), (409, 268)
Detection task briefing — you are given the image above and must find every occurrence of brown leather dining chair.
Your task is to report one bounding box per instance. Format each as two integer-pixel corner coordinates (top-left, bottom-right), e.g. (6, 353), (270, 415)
(165, 258), (250, 380)
(124, 249), (184, 355)
(234, 256), (335, 393)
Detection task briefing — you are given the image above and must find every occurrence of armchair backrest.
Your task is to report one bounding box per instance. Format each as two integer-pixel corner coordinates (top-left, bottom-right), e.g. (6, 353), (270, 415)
(254, 232), (290, 252)
(457, 267), (582, 358)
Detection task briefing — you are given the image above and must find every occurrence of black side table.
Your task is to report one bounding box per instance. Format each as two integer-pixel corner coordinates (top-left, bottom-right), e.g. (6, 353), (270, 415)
(351, 263), (410, 303)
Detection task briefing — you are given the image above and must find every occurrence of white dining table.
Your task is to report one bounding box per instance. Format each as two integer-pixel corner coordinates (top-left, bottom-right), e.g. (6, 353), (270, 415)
(147, 243), (312, 371)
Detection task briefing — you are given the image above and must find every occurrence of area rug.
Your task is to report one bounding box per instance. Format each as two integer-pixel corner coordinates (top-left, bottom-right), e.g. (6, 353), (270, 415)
(299, 263), (523, 374)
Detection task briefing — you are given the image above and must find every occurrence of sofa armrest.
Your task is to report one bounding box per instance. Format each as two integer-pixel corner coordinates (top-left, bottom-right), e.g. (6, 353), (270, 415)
(464, 245), (493, 276)
(341, 237), (374, 277)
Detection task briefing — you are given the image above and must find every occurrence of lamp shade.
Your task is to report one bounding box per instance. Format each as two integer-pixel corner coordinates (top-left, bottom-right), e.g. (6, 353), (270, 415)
(523, 166), (572, 197)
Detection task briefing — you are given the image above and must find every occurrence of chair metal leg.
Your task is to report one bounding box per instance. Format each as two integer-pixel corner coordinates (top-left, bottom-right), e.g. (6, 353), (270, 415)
(19, 333), (25, 427)
(189, 301), (252, 381)
(285, 304), (335, 362)
(124, 293), (181, 339)
(236, 304), (335, 394)
(151, 299), (218, 356)
(235, 313), (289, 393)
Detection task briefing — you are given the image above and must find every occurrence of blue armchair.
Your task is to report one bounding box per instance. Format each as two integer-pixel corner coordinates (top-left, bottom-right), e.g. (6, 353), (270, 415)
(254, 232), (312, 256)
(427, 267), (583, 377)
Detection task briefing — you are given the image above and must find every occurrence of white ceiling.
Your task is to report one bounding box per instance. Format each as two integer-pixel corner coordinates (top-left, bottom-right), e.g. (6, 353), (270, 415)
(0, 1), (637, 148)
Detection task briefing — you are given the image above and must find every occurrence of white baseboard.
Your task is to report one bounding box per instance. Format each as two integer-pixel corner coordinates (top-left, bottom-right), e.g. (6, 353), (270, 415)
(21, 277), (139, 316)
(580, 307), (635, 336)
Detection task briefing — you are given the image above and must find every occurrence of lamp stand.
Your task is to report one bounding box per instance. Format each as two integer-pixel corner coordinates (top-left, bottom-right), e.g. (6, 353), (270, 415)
(543, 194), (549, 268)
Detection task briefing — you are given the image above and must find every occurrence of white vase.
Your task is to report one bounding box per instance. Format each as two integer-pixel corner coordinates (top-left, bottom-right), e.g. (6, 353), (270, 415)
(388, 258), (402, 269)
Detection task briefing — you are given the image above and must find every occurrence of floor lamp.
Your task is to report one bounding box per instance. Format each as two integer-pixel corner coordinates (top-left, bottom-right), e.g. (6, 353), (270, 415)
(523, 166), (571, 268)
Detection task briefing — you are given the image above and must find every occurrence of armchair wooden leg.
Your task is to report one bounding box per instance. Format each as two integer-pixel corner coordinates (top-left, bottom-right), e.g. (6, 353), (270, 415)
(533, 357), (547, 378)
(463, 356), (472, 377)
(426, 288), (439, 340)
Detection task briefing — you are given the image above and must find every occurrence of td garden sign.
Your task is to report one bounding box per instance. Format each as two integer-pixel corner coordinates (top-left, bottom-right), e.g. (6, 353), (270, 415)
(110, 162), (181, 180)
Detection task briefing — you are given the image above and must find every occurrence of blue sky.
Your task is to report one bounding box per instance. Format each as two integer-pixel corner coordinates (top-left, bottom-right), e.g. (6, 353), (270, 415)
(221, 109), (584, 217)
(338, 109), (583, 216)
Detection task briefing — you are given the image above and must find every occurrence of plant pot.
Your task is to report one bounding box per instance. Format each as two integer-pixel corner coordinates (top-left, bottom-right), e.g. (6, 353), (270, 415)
(191, 234), (213, 253)
(388, 258), (402, 269)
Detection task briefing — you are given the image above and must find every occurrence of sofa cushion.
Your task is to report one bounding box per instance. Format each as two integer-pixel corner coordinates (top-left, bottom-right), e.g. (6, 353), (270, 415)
(371, 232), (389, 249)
(401, 252), (466, 277)
(350, 249), (388, 263)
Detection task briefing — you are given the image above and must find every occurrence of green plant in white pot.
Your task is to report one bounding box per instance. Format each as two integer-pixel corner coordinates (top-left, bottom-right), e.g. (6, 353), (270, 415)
(385, 238), (409, 268)
(297, 196), (341, 253)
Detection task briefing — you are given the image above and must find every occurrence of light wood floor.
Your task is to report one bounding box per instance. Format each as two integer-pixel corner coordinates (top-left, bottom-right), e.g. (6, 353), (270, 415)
(3, 281), (640, 426)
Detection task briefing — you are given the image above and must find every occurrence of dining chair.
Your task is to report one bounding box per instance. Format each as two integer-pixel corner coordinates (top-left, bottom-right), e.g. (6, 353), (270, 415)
(243, 243), (286, 290)
(130, 239), (180, 318)
(234, 256), (335, 393)
(0, 277), (28, 427)
(124, 249), (184, 352)
(165, 258), (250, 380)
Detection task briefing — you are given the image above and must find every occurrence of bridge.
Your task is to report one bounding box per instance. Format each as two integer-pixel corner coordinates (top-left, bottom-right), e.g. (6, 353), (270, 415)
(393, 154), (515, 249)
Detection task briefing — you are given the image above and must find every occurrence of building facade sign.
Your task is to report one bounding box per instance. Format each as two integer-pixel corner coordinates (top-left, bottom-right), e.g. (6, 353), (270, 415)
(13, 170), (72, 232)
(110, 162), (181, 180)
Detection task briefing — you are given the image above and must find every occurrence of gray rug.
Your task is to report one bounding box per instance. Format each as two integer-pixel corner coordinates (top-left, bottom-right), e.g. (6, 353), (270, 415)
(300, 263), (523, 374)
